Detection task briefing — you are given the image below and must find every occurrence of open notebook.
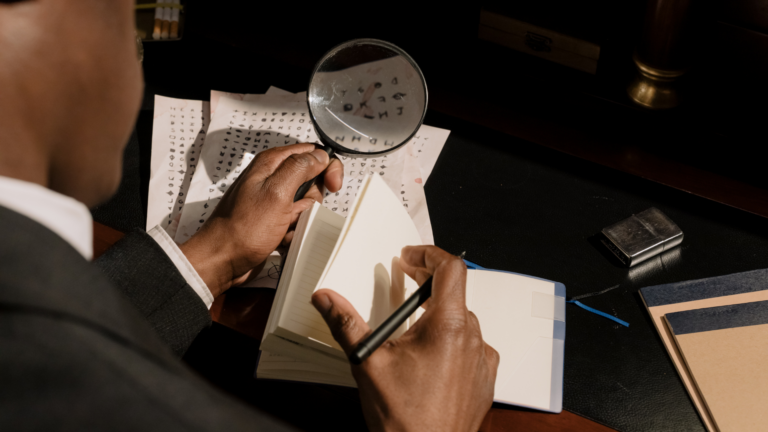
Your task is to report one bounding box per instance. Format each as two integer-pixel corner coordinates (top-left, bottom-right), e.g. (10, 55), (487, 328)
(258, 174), (565, 413)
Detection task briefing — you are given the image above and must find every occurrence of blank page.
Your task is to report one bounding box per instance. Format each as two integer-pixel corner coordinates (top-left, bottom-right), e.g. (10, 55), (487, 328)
(279, 204), (345, 347)
(468, 269), (564, 412)
(263, 203), (317, 338)
(315, 174), (423, 346)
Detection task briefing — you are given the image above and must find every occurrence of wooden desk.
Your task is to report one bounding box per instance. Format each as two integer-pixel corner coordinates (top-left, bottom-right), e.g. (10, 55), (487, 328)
(93, 221), (614, 431)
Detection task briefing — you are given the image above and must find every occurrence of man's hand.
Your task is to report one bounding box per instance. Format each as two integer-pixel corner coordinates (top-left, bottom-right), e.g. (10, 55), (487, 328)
(180, 144), (343, 297)
(312, 246), (499, 432)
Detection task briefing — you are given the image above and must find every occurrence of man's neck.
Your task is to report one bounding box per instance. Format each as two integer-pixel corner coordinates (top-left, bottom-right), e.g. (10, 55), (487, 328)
(0, 126), (50, 189)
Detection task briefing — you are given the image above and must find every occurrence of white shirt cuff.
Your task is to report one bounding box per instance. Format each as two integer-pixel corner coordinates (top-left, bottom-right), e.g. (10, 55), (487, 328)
(147, 225), (214, 309)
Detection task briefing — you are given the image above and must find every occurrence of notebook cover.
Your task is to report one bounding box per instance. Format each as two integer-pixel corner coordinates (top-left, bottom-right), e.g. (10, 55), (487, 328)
(665, 301), (768, 432)
(639, 269), (768, 432)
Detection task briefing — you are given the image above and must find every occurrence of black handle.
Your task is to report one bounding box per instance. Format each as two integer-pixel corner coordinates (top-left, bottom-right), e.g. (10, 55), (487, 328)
(293, 145), (336, 202)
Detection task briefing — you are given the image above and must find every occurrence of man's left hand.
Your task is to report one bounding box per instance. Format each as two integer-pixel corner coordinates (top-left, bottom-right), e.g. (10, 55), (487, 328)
(179, 144), (343, 297)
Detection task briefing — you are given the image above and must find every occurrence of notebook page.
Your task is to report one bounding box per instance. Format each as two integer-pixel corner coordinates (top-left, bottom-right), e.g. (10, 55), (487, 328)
(316, 174), (423, 343)
(257, 350), (356, 387)
(278, 204), (345, 348)
(259, 369), (355, 387)
(147, 96), (209, 237)
(469, 270), (560, 411)
(258, 350), (351, 378)
(262, 204), (319, 337)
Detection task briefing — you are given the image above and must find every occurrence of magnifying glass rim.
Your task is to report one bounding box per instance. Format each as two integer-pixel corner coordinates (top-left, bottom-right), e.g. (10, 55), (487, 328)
(306, 38), (428, 157)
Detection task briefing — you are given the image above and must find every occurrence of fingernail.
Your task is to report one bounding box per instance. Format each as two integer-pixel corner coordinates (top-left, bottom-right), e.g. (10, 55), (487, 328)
(311, 148), (329, 165)
(311, 293), (332, 314)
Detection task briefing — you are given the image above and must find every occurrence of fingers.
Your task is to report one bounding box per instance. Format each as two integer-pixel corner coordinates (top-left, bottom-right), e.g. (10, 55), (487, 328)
(401, 245), (460, 273)
(281, 231), (294, 247)
(322, 158), (344, 193)
(465, 310), (500, 373)
(312, 289), (372, 356)
(302, 182), (324, 204)
(398, 246), (426, 283)
(244, 144), (341, 204)
(485, 343), (500, 372)
(290, 197), (315, 223)
(400, 246), (467, 309)
(404, 266), (433, 287)
(263, 147), (331, 203)
(300, 157), (342, 201)
(250, 143), (318, 178)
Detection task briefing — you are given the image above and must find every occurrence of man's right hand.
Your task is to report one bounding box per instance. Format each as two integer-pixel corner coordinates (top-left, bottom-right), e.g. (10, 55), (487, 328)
(312, 246), (499, 432)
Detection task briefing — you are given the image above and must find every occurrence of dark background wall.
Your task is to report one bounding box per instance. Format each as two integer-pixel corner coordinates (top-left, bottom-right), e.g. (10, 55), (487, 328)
(141, 0), (768, 195)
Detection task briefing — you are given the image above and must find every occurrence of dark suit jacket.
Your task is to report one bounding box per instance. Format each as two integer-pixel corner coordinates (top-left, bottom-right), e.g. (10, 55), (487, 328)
(0, 205), (295, 431)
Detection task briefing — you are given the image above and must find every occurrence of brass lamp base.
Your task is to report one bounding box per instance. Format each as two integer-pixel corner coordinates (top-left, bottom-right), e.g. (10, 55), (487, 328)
(627, 54), (685, 110)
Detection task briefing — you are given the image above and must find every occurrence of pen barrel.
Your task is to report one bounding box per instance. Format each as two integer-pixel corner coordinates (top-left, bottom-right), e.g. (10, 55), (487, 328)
(349, 276), (433, 364)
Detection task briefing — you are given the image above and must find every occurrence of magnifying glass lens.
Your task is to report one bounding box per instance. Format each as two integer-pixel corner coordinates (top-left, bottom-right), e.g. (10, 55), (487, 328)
(308, 39), (427, 156)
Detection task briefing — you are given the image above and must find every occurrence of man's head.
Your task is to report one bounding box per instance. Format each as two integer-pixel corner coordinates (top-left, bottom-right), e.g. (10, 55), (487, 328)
(0, 0), (142, 207)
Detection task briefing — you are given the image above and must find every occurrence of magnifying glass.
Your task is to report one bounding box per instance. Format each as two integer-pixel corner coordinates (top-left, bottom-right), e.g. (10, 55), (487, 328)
(293, 38), (428, 201)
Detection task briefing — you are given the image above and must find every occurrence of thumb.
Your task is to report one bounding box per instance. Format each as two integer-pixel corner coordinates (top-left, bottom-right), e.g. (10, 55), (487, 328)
(263, 147), (331, 202)
(312, 289), (371, 356)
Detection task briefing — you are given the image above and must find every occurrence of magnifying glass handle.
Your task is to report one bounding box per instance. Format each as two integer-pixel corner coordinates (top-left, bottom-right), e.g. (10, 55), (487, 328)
(293, 145), (336, 202)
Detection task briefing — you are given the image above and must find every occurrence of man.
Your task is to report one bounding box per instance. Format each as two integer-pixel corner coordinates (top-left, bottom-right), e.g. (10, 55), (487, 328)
(0, 1), (499, 431)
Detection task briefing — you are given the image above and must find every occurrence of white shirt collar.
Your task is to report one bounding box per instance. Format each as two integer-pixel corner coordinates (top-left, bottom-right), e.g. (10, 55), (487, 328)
(0, 175), (93, 260)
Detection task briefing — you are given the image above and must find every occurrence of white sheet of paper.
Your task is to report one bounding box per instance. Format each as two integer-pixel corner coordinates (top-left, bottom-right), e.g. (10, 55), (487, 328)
(147, 89), (445, 242)
(322, 123), (434, 244)
(173, 94), (316, 244)
(149, 87), (442, 288)
(407, 125), (450, 184)
(209, 89), (436, 244)
(400, 142), (434, 245)
(147, 96), (210, 237)
(210, 88), (307, 118)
